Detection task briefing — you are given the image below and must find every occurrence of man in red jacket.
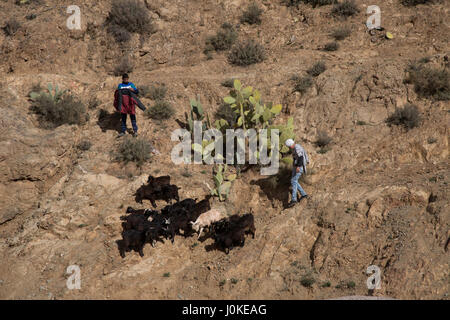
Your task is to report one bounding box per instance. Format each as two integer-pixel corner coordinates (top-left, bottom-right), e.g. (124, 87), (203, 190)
(114, 75), (146, 137)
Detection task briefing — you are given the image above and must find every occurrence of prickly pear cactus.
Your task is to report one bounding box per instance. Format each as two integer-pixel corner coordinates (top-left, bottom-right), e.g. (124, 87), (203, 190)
(207, 164), (237, 201)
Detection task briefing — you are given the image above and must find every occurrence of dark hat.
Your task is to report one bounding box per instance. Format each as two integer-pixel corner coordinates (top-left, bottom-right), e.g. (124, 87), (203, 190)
(122, 73), (129, 79)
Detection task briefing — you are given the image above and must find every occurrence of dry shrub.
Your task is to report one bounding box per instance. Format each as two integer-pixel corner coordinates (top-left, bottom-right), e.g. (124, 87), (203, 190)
(241, 2), (263, 25)
(401, 0), (435, 6)
(386, 104), (422, 129)
(324, 41), (339, 51)
(205, 23), (238, 52)
(106, 0), (154, 35)
(141, 84), (167, 100)
(115, 136), (152, 166)
(144, 100), (174, 120)
(315, 131), (332, 148)
(307, 61), (326, 77)
(331, 27), (351, 40)
(284, 0), (336, 7)
(332, 0), (360, 18)
(228, 39), (266, 66)
(114, 57), (134, 76)
(293, 75), (313, 93)
(221, 79), (235, 88)
(3, 19), (20, 36)
(405, 64), (449, 101)
(31, 94), (87, 129)
(77, 140), (92, 151)
(107, 24), (131, 42)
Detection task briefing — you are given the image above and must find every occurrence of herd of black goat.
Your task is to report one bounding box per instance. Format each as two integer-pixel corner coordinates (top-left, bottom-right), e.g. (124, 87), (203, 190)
(118, 175), (256, 257)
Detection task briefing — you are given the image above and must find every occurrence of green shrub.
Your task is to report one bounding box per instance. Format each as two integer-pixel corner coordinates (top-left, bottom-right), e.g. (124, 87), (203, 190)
(205, 23), (238, 52)
(106, 0), (154, 35)
(386, 104), (422, 129)
(145, 100), (174, 120)
(293, 75), (313, 93)
(315, 130), (332, 147)
(228, 39), (266, 66)
(3, 19), (20, 36)
(321, 281), (332, 288)
(324, 41), (339, 51)
(332, 0), (360, 17)
(241, 2), (263, 25)
(405, 64), (449, 100)
(331, 27), (351, 40)
(163, 272), (170, 277)
(114, 57), (134, 76)
(307, 61), (326, 77)
(115, 136), (152, 166)
(30, 89), (87, 129)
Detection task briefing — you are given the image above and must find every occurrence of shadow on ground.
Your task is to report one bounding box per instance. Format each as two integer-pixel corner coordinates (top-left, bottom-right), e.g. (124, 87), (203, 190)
(97, 109), (122, 133)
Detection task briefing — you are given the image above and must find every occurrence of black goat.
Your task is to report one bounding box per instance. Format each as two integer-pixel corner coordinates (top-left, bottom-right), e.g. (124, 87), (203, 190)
(135, 183), (180, 207)
(214, 228), (246, 254)
(147, 175), (171, 188)
(120, 230), (146, 257)
(120, 210), (156, 231)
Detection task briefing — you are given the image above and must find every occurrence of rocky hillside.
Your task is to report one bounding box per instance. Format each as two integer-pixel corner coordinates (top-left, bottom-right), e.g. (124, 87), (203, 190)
(0, 0), (448, 299)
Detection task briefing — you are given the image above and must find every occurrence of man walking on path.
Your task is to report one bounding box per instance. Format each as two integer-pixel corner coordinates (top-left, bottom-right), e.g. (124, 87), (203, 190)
(285, 139), (309, 208)
(114, 73), (146, 137)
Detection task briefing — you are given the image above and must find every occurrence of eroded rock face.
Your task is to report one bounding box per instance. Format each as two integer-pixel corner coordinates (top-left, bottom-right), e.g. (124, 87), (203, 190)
(0, 87), (77, 224)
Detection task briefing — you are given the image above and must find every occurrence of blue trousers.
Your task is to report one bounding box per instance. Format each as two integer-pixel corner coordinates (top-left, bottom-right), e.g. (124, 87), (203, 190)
(291, 167), (307, 201)
(121, 113), (137, 133)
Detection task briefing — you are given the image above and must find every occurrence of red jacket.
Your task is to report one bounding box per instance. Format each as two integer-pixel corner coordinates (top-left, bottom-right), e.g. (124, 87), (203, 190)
(114, 89), (136, 114)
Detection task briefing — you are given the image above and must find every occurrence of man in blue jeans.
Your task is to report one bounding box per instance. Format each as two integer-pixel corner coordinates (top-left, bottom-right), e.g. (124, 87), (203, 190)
(285, 139), (309, 208)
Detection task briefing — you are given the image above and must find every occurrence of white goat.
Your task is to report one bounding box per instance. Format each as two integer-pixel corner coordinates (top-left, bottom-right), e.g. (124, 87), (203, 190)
(190, 209), (223, 239)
